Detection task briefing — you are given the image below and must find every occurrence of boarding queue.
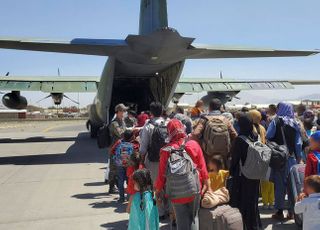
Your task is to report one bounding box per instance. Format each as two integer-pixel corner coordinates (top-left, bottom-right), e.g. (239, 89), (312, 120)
(100, 99), (320, 230)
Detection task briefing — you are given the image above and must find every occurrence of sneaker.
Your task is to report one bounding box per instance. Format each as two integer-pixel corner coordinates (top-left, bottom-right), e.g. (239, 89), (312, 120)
(118, 198), (125, 203)
(287, 213), (294, 220)
(272, 212), (285, 221)
(108, 187), (118, 194)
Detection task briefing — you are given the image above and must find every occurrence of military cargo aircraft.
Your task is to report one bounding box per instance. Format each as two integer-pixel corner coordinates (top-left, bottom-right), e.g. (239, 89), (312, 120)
(0, 0), (319, 137)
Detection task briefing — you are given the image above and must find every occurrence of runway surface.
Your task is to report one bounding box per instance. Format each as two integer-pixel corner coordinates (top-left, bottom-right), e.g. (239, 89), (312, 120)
(0, 120), (298, 230)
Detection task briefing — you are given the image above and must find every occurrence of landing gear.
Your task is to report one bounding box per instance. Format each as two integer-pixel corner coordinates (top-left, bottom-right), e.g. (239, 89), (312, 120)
(86, 120), (99, 138)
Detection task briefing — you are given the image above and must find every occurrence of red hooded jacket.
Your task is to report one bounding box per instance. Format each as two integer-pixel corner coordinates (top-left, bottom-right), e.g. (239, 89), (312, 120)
(155, 119), (208, 204)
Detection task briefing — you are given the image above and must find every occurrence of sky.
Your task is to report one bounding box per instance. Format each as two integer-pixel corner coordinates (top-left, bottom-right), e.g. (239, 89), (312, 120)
(0, 0), (319, 107)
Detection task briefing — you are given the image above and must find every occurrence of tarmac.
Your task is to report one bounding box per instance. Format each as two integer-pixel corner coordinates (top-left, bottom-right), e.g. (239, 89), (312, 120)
(0, 120), (299, 230)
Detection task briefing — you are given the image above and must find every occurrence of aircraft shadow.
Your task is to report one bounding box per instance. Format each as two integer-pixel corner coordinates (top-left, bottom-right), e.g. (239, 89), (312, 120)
(0, 136), (77, 143)
(0, 132), (107, 165)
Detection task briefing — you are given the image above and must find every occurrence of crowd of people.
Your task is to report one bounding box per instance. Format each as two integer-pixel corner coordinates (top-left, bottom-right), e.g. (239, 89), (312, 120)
(105, 99), (320, 230)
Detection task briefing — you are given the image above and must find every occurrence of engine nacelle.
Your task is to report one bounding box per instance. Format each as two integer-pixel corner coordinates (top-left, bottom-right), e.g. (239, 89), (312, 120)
(201, 91), (240, 106)
(2, 91), (28, 110)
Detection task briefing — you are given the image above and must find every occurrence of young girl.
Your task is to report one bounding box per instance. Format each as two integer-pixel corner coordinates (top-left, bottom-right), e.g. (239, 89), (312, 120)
(207, 155), (229, 191)
(126, 152), (144, 213)
(128, 169), (159, 230)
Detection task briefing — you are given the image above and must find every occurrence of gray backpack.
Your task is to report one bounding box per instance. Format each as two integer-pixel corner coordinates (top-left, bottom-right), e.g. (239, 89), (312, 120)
(163, 144), (200, 199)
(239, 136), (272, 180)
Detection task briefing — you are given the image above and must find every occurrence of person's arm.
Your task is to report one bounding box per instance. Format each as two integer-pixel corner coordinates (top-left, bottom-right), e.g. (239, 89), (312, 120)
(191, 117), (206, 143)
(155, 149), (168, 192)
(266, 119), (277, 140)
(295, 130), (303, 162)
(305, 153), (313, 178)
(226, 119), (238, 141)
(110, 140), (121, 155)
(230, 138), (241, 176)
(139, 125), (150, 156)
(294, 199), (306, 214)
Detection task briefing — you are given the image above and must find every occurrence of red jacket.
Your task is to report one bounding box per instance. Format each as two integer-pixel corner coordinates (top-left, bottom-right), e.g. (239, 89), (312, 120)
(155, 139), (209, 204)
(305, 150), (320, 178)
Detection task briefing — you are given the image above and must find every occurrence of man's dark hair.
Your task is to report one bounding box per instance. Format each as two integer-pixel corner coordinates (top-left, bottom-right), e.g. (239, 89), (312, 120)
(176, 106), (184, 114)
(150, 102), (163, 117)
(209, 98), (222, 111)
(305, 175), (320, 193)
(269, 104), (277, 113)
(123, 130), (133, 142)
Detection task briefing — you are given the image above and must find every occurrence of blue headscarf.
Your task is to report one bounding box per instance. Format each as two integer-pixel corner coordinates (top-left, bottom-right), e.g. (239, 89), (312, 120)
(311, 131), (320, 143)
(277, 102), (295, 119)
(276, 102), (300, 130)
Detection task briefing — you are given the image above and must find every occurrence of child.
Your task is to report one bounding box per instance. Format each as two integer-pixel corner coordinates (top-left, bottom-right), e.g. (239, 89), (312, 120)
(111, 130), (139, 203)
(207, 155), (229, 192)
(294, 175), (320, 230)
(305, 131), (320, 178)
(126, 152), (144, 213)
(128, 169), (159, 230)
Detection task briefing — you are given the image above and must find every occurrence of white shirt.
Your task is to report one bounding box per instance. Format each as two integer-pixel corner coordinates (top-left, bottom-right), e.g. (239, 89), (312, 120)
(294, 193), (320, 230)
(139, 117), (165, 156)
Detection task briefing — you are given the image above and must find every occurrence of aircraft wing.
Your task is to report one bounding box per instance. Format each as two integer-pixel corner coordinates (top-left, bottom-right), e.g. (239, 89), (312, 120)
(0, 38), (127, 56)
(175, 78), (320, 94)
(187, 44), (319, 59)
(0, 76), (99, 93)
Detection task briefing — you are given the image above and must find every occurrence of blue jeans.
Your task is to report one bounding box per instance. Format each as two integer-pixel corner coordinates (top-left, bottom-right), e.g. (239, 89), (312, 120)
(271, 156), (296, 211)
(116, 166), (127, 199)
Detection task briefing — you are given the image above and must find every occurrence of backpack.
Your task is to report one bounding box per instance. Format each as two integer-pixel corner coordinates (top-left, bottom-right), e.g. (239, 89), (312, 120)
(147, 121), (168, 162)
(313, 151), (320, 175)
(239, 136), (272, 180)
(201, 116), (230, 157)
(97, 124), (111, 149)
(114, 141), (134, 167)
(164, 144), (200, 199)
(267, 119), (289, 170)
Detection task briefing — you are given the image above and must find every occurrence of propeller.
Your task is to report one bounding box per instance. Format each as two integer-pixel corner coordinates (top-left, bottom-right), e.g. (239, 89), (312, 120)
(36, 95), (51, 103)
(63, 95), (79, 105)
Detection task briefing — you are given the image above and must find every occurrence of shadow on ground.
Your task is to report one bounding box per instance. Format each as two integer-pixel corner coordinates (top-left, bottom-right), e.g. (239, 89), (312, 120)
(101, 220), (128, 230)
(0, 132), (106, 165)
(0, 136), (77, 143)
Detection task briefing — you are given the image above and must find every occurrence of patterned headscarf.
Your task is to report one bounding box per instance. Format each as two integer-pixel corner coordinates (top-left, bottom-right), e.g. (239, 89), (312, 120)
(277, 102), (295, 119)
(167, 119), (187, 142)
(276, 102), (300, 130)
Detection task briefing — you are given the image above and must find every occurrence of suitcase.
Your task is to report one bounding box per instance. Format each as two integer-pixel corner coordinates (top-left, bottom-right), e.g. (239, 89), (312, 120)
(288, 164), (305, 228)
(199, 205), (243, 230)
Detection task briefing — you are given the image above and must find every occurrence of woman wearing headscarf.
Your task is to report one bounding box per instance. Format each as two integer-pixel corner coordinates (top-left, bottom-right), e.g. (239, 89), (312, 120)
(266, 102), (302, 220)
(249, 110), (275, 210)
(155, 119), (209, 230)
(229, 113), (260, 230)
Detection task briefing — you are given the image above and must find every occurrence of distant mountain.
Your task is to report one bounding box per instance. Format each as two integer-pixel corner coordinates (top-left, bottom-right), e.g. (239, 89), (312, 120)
(297, 94), (320, 100)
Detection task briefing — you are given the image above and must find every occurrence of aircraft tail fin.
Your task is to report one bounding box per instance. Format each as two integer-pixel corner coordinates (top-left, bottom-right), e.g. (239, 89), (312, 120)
(139, 0), (168, 35)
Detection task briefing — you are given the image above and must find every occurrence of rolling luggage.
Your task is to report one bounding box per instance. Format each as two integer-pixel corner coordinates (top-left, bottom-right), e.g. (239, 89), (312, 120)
(288, 164), (305, 228)
(199, 205), (243, 230)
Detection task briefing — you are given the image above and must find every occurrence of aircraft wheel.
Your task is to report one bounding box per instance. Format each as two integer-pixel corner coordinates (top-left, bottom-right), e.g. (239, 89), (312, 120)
(89, 123), (98, 138)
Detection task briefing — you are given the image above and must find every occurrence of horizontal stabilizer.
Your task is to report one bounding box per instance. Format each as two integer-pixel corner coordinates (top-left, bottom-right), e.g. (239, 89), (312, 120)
(0, 38), (127, 56)
(187, 44), (319, 59)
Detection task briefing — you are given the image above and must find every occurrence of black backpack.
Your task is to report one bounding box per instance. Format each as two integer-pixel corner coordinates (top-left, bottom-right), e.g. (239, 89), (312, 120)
(147, 121), (168, 162)
(267, 118), (291, 170)
(97, 124), (111, 149)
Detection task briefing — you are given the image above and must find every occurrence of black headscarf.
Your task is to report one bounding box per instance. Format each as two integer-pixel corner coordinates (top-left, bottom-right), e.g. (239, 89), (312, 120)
(238, 113), (257, 141)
